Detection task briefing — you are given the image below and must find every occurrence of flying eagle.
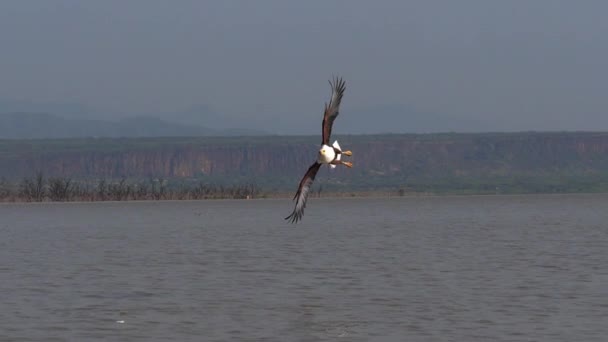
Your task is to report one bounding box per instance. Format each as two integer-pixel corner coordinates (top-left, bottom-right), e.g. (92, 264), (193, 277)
(285, 77), (352, 223)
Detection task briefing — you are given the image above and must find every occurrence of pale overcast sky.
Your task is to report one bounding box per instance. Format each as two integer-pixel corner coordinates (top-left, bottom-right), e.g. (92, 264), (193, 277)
(1, 1), (607, 134)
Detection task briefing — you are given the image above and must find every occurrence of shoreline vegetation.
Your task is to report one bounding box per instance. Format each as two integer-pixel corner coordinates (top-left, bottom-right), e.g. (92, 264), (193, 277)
(0, 172), (262, 203)
(0, 172), (396, 203)
(1, 171), (607, 203)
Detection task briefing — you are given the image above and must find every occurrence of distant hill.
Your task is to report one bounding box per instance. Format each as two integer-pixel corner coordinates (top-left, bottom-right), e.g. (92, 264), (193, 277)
(0, 112), (268, 139)
(333, 104), (490, 135)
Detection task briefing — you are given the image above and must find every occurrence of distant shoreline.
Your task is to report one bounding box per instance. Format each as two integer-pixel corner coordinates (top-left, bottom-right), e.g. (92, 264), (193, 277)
(3, 132), (608, 197)
(2, 189), (606, 204)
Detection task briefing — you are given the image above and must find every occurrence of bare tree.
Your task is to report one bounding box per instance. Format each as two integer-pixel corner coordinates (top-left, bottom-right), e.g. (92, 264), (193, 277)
(173, 182), (189, 200)
(20, 171), (46, 202)
(34, 171), (45, 201)
(133, 181), (149, 200)
(48, 177), (73, 201)
(0, 178), (12, 201)
(397, 188), (406, 197)
(70, 182), (90, 201)
(108, 178), (130, 201)
(96, 179), (108, 201)
(150, 178), (167, 200)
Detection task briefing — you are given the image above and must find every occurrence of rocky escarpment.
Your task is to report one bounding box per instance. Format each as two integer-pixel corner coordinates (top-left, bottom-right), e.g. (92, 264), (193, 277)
(2, 132), (608, 192)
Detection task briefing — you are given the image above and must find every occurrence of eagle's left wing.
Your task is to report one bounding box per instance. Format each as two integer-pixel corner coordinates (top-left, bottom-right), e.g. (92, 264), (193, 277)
(285, 162), (322, 223)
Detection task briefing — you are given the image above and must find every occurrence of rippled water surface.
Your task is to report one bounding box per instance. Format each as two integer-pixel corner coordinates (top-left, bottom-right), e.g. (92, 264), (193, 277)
(1, 194), (607, 341)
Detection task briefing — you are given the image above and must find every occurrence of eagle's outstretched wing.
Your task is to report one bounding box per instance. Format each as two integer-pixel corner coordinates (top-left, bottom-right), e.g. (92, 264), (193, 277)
(285, 162), (322, 223)
(322, 77), (346, 145)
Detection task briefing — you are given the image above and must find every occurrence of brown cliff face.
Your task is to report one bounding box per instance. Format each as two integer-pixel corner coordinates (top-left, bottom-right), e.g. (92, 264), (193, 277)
(2, 133), (608, 191)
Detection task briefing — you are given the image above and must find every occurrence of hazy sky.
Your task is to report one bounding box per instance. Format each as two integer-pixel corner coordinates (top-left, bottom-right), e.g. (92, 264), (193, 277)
(1, 1), (608, 134)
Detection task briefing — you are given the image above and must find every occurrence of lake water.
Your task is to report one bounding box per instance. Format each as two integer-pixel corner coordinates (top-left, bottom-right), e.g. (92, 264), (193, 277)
(1, 194), (607, 341)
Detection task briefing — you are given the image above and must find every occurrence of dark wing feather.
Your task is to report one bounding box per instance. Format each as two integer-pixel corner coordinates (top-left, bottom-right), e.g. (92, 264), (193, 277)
(321, 77), (346, 145)
(285, 162), (322, 223)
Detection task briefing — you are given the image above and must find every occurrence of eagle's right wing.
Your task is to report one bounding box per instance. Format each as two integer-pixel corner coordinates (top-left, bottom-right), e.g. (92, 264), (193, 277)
(321, 77), (346, 145)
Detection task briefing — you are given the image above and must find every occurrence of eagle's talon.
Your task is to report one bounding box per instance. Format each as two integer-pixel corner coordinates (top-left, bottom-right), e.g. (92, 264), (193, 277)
(342, 150), (353, 156)
(342, 161), (353, 168)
